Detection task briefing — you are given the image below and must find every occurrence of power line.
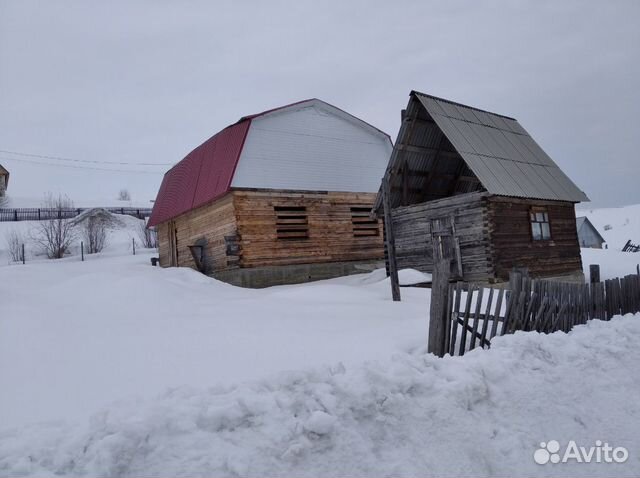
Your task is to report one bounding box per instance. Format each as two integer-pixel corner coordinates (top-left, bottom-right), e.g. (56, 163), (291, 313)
(0, 148), (173, 166)
(0, 156), (167, 174)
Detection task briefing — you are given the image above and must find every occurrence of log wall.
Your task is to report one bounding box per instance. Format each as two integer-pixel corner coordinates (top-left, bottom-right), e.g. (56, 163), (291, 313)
(156, 193), (237, 271)
(486, 196), (582, 280)
(391, 192), (494, 282)
(156, 189), (384, 272)
(234, 190), (383, 267)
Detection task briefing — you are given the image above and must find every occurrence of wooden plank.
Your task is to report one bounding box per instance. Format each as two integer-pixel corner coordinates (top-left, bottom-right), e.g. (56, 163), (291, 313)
(490, 288), (504, 338)
(428, 259), (451, 357)
(449, 282), (463, 355)
(382, 179), (401, 301)
(479, 287), (494, 349)
(458, 284), (475, 355)
(469, 286), (484, 350)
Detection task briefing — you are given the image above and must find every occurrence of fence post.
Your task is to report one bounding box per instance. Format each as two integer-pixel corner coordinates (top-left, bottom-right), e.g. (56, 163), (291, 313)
(381, 178), (401, 302)
(590, 264), (600, 284)
(81, 241), (84, 261)
(38, 209), (41, 220)
(428, 259), (451, 357)
(13, 210), (17, 221)
(132, 238), (136, 256)
(21, 244), (25, 264)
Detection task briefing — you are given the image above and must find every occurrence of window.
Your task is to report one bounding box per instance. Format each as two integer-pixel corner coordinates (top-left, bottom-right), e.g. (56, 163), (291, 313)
(274, 206), (309, 240)
(350, 206), (379, 237)
(530, 208), (551, 241)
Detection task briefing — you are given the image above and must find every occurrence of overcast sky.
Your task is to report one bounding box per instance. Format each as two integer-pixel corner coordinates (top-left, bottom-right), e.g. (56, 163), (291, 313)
(1, 1), (638, 207)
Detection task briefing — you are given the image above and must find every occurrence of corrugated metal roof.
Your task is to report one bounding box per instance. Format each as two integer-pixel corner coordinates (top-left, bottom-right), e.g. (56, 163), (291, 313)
(148, 121), (250, 227)
(413, 91), (589, 202)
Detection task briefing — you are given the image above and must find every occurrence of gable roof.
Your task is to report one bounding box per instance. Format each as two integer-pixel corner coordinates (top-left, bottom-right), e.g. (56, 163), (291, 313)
(149, 99), (392, 226)
(576, 216), (605, 243)
(375, 91), (588, 211)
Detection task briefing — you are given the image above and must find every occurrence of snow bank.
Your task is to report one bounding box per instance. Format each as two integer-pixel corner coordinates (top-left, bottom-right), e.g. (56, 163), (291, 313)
(1, 315), (639, 477)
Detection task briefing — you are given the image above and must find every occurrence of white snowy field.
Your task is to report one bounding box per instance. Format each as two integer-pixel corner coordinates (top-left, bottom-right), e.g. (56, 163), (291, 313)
(0, 211), (640, 477)
(577, 202), (640, 250)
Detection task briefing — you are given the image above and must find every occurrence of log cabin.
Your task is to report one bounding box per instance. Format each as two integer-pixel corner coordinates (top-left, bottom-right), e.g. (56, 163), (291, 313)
(0, 164), (8, 197)
(148, 99), (393, 287)
(375, 91), (589, 286)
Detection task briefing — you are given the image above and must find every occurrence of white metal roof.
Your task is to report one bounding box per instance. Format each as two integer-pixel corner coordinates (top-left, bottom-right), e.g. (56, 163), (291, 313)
(231, 99), (393, 193)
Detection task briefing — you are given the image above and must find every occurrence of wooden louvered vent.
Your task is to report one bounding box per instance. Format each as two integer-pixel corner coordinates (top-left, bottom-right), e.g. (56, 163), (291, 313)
(351, 206), (379, 237)
(274, 206), (309, 240)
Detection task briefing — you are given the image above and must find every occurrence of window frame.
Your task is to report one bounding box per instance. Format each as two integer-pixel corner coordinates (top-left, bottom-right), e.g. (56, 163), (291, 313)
(529, 206), (552, 241)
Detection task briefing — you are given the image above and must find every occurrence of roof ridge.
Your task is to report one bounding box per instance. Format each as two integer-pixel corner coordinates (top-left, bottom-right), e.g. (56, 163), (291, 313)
(410, 90), (517, 121)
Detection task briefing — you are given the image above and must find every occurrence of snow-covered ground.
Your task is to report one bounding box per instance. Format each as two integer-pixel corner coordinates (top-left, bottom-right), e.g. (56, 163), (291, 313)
(577, 202), (640, 250)
(1, 207), (640, 477)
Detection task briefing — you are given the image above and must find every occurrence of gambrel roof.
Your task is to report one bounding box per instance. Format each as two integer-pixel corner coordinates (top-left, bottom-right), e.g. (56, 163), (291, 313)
(375, 91), (589, 211)
(149, 99), (392, 226)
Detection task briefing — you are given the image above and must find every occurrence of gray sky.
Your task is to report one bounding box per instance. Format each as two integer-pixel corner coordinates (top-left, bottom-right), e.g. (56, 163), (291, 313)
(1, 0), (638, 207)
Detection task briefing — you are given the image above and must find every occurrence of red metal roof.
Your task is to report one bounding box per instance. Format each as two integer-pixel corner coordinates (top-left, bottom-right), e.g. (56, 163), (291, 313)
(148, 121), (250, 226)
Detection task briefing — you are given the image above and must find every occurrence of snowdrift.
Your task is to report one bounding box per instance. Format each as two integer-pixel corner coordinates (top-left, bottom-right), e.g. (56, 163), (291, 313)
(2, 315), (639, 477)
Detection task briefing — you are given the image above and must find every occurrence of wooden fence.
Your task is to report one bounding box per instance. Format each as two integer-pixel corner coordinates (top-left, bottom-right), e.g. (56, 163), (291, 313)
(623, 240), (640, 252)
(0, 207), (153, 222)
(428, 260), (640, 357)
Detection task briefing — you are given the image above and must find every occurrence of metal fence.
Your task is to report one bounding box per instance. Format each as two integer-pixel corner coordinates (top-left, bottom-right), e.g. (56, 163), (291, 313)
(0, 207), (153, 222)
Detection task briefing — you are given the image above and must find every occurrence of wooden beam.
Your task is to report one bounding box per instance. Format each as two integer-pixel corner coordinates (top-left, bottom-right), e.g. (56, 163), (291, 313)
(401, 160), (409, 206)
(421, 135), (447, 197)
(428, 259), (451, 357)
(382, 178), (401, 302)
(396, 143), (458, 158)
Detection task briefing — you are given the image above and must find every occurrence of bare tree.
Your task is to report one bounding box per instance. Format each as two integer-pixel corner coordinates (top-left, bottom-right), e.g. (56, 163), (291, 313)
(83, 216), (107, 253)
(137, 220), (158, 249)
(33, 194), (77, 259)
(5, 229), (24, 262)
(118, 189), (131, 201)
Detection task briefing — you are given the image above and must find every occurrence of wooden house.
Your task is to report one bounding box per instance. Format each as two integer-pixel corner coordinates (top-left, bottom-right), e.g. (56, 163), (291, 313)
(148, 99), (393, 287)
(0, 164), (8, 197)
(576, 216), (605, 249)
(375, 91), (589, 287)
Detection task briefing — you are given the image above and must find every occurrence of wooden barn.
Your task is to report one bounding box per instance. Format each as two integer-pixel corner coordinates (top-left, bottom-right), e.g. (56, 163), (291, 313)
(375, 91), (589, 288)
(148, 99), (393, 287)
(576, 216), (605, 249)
(0, 164), (8, 197)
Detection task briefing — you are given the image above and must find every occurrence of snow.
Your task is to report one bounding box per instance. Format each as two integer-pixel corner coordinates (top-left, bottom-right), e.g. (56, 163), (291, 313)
(0, 248), (428, 430)
(1, 316), (639, 477)
(0, 215), (144, 264)
(1, 206), (640, 476)
(577, 203), (640, 250)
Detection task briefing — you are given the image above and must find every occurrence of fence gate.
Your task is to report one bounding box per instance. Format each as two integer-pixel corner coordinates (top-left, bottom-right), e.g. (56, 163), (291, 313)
(430, 215), (462, 279)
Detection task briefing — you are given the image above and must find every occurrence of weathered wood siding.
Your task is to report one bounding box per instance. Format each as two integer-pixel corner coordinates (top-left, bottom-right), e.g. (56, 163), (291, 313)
(234, 190), (383, 267)
(156, 189), (384, 272)
(486, 196), (582, 280)
(391, 192), (494, 281)
(157, 193), (237, 271)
